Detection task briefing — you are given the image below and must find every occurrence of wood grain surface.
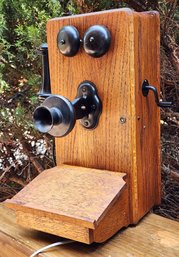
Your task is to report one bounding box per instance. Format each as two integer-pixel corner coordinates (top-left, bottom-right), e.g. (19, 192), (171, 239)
(6, 165), (126, 228)
(48, 8), (135, 177)
(1, 203), (178, 257)
(16, 210), (93, 244)
(47, 8), (161, 223)
(5, 8), (161, 244)
(6, 165), (127, 243)
(133, 11), (161, 223)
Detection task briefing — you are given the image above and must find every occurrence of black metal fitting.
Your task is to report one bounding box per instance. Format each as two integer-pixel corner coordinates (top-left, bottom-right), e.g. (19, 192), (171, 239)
(37, 43), (51, 99)
(57, 25), (111, 58)
(57, 26), (81, 57)
(83, 25), (111, 58)
(34, 81), (102, 137)
(142, 80), (172, 108)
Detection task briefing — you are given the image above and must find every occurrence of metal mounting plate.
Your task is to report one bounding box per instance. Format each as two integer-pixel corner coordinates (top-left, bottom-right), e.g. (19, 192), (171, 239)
(76, 81), (102, 129)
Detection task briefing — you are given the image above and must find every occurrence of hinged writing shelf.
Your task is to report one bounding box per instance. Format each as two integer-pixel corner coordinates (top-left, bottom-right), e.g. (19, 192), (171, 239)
(6, 165), (128, 243)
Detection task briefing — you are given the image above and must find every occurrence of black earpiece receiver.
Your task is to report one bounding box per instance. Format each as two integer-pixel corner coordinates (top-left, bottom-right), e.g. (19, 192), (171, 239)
(33, 81), (102, 137)
(57, 26), (81, 57)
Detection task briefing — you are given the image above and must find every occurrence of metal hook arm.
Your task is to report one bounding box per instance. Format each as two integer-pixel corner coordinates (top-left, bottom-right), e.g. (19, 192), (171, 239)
(37, 43), (51, 99)
(142, 80), (172, 108)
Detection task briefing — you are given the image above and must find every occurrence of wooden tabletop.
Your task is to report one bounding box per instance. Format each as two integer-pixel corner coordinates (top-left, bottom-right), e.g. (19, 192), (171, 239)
(0, 203), (178, 257)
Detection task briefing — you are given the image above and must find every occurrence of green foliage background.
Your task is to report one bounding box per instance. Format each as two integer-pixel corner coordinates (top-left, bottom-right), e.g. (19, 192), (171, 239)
(0, 0), (126, 156)
(0, 0), (122, 141)
(0, 1), (71, 139)
(0, 0), (178, 143)
(0, 0), (81, 184)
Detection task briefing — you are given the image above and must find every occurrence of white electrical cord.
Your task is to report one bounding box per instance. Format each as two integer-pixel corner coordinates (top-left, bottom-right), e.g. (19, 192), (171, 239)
(30, 240), (74, 257)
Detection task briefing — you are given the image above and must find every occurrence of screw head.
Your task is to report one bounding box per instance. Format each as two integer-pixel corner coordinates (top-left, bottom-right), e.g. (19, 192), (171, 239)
(89, 36), (95, 43)
(82, 86), (87, 92)
(120, 117), (126, 124)
(84, 120), (89, 126)
(81, 105), (86, 110)
(60, 39), (65, 45)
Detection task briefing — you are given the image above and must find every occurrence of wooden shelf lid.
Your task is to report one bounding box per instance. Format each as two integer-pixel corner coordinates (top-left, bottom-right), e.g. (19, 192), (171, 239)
(6, 165), (126, 229)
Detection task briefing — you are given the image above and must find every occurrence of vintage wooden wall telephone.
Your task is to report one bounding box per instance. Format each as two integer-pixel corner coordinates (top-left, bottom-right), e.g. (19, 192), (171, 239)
(6, 8), (172, 244)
